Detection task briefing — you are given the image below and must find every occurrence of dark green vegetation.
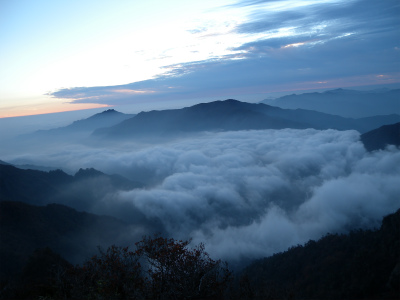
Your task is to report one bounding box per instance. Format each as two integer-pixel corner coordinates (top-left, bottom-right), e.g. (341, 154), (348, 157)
(1, 201), (399, 299)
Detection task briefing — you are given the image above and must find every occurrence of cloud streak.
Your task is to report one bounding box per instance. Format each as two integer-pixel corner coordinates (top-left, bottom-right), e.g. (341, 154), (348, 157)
(49, 0), (400, 106)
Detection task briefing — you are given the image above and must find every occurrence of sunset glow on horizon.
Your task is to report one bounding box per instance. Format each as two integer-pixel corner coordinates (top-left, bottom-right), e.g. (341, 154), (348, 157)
(1, 0), (399, 118)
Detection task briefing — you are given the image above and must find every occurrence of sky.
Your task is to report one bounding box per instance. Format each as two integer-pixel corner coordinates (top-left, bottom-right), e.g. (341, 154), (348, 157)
(1, 0), (399, 118)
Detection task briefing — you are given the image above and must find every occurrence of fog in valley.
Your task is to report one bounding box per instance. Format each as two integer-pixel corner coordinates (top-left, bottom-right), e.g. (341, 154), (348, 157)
(1, 104), (399, 264)
(2, 0), (399, 297)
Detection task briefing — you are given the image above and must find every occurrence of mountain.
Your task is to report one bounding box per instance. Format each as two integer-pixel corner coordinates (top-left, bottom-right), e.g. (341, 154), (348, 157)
(0, 164), (143, 212)
(240, 209), (400, 299)
(0, 201), (135, 284)
(15, 109), (135, 147)
(0, 159), (66, 172)
(3, 202), (399, 299)
(59, 109), (134, 131)
(36, 109), (135, 134)
(93, 99), (400, 139)
(361, 122), (400, 151)
(261, 88), (400, 118)
(93, 99), (306, 139)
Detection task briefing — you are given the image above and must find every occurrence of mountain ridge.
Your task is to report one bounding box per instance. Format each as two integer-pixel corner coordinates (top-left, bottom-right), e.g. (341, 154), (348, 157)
(92, 99), (400, 139)
(0, 164), (143, 212)
(261, 88), (400, 118)
(361, 122), (400, 151)
(33, 109), (135, 135)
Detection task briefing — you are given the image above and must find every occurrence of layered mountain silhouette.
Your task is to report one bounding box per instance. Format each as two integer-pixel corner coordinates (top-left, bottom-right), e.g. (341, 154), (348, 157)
(0, 164), (143, 212)
(19, 109), (135, 144)
(262, 88), (400, 118)
(361, 122), (400, 151)
(93, 99), (400, 139)
(37, 109), (134, 134)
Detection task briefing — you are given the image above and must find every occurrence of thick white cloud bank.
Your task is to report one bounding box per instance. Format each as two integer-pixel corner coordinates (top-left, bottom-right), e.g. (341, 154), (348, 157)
(5, 128), (400, 261)
(110, 129), (400, 261)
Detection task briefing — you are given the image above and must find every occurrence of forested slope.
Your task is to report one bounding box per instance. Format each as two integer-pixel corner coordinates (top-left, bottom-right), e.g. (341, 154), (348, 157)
(240, 209), (400, 299)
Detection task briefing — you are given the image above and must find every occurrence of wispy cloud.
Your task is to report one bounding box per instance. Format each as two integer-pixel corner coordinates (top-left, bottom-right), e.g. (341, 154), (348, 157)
(49, 0), (400, 106)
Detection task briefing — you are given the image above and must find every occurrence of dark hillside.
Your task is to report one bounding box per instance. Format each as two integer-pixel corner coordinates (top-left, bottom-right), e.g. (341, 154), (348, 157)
(0, 164), (142, 210)
(0, 165), (73, 204)
(240, 209), (400, 299)
(361, 122), (400, 151)
(0, 201), (133, 283)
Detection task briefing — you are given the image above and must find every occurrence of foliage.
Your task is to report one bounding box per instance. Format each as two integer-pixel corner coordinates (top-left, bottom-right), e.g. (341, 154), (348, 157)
(0, 247), (71, 300)
(65, 245), (143, 300)
(240, 209), (400, 299)
(2, 210), (399, 299)
(61, 235), (231, 300)
(136, 236), (232, 299)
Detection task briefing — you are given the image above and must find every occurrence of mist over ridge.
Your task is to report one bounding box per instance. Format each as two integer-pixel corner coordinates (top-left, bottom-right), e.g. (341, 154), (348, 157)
(1, 95), (399, 265)
(3, 128), (399, 263)
(2, 0), (400, 296)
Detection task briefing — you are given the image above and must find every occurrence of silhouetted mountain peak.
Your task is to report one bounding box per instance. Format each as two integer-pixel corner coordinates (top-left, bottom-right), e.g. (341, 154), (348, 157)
(188, 99), (275, 113)
(90, 109), (122, 117)
(102, 109), (118, 113)
(74, 168), (105, 179)
(92, 99), (400, 139)
(25, 109), (136, 141)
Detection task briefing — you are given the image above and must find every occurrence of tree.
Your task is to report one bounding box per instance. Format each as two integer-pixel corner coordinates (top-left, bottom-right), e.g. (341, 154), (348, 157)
(60, 236), (232, 300)
(65, 245), (143, 300)
(135, 235), (232, 299)
(1, 247), (71, 300)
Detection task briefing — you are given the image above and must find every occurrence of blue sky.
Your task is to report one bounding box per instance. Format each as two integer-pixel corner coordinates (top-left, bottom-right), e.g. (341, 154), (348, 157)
(1, 0), (399, 117)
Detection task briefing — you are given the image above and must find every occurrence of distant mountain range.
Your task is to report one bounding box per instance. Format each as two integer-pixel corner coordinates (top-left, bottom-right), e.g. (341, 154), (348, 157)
(11, 99), (399, 145)
(1, 96), (399, 298)
(20, 109), (135, 143)
(38, 109), (135, 134)
(7, 99), (400, 156)
(361, 122), (400, 151)
(261, 88), (400, 118)
(93, 99), (400, 139)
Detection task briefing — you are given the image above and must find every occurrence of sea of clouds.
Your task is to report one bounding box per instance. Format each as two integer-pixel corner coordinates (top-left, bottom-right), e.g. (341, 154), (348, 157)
(4, 128), (400, 262)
